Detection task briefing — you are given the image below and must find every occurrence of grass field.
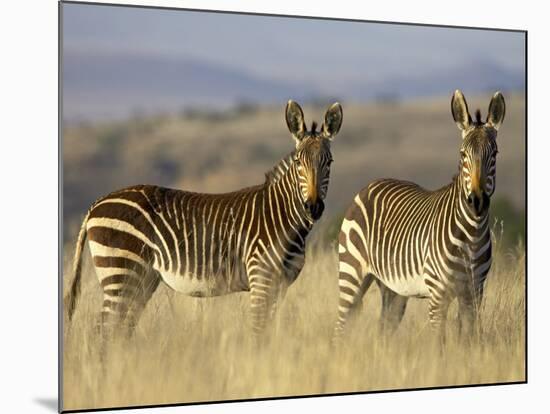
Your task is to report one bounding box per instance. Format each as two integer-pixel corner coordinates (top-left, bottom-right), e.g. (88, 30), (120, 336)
(62, 93), (525, 410)
(62, 228), (525, 411)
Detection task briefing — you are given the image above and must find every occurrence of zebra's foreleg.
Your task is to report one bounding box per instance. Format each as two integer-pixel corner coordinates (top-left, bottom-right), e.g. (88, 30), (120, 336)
(249, 275), (278, 342)
(377, 280), (408, 336)
(428, 295), (451, 349)
(457, 284), (484, 343)
(269, 282), (288, 324)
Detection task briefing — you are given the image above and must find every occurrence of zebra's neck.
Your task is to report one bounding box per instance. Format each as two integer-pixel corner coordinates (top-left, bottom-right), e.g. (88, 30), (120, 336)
(264, 153), (314, 233)
(451, 175), (490, 246)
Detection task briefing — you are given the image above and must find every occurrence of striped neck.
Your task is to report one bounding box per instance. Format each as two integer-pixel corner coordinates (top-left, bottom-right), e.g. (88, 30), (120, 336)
(267, 156), (315, 231)
(453, 174), (490, 242)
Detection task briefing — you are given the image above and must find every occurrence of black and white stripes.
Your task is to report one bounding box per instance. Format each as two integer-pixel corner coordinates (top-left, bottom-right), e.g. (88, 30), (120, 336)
(333, 90), (506, 342)
(64, 100), (343, 338)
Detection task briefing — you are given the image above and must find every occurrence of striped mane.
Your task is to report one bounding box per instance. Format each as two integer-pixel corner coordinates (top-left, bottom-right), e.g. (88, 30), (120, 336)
(264, 151), (296, 184)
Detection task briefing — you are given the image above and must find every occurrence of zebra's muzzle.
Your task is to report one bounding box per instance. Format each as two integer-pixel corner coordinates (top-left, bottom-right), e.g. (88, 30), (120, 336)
(306, 199), (325, 220)
(467, 191), (490, 216)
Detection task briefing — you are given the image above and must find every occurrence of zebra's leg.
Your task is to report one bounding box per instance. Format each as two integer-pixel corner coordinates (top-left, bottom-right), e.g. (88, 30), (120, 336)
(269, 282), (288, 323)
(125, 269), (162, 337)
(457, 296), (475, 344)
(458, 283), (485, 342)
(248, 268), (279, 341)
(377, 280), (408, 335)
(100, 268), (161, 340)
(428, 295), (451, 349)
(332, 271), (375, 343)
(264, 281), (288, 339)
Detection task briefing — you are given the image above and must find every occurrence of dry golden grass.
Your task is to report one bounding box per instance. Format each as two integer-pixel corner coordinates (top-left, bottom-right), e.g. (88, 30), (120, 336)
(62, 231), (525, 411)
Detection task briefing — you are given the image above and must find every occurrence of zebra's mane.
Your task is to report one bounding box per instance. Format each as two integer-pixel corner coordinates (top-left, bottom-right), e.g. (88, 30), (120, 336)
(474, 109), (482, 125)
(264, 151), (296, 184)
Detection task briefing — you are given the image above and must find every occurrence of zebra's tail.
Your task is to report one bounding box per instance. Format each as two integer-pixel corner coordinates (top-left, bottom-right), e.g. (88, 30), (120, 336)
(64, 210), (91, 321)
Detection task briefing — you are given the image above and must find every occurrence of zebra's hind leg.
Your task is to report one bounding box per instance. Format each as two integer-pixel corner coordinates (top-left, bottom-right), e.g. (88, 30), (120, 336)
(99, 268), (161, 341)
(332, 271), (374, 344)
(126, 269), (162, 337)
(376, 280), (408, 336)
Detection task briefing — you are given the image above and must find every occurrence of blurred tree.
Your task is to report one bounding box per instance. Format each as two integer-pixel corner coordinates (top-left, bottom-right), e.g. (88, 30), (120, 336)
(490, 197), (525, 247)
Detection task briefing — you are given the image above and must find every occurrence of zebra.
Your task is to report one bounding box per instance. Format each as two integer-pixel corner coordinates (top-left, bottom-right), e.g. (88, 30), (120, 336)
(333, 90), (505, 344)
(64, 100), (343, 338)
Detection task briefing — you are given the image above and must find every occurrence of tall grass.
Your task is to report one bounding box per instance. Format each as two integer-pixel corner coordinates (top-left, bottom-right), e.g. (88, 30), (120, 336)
(63, 228), (525, 411)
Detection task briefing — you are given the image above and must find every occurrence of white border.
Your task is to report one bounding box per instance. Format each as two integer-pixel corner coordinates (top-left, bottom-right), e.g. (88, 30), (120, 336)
(1, 1), (547, 413)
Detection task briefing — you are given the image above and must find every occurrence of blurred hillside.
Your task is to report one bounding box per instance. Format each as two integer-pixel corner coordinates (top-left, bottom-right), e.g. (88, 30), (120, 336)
(63, 94), (525, 246)
(63, 49), (523, 122)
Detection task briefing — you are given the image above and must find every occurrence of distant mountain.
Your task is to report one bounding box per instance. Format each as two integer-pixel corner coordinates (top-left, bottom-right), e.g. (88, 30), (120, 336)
(63, 50), (313, 121)
(349, 59), (524, 101)
(63, 50), (524, 122)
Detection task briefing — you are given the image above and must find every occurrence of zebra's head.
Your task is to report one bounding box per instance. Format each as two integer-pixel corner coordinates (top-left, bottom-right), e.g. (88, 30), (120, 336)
(285, 100), (343, 220)
(451, 90), (506, 216)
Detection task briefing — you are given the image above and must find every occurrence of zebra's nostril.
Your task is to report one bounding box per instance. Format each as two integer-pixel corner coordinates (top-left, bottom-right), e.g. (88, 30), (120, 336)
(308, 199), (325, 220)
(467, 192), (486, 215)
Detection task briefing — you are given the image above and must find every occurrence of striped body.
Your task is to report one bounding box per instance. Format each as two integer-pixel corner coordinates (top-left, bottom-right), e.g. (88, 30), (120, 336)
(87, 182), (310, 299)
(335, 176), (491, 338)
(341, 178), (491, 299)
(333, 90), (505, 343)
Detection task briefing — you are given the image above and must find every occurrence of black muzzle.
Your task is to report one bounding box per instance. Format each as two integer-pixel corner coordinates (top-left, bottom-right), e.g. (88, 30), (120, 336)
(305, 199), (325, 221)
(467, 192), (490, 216)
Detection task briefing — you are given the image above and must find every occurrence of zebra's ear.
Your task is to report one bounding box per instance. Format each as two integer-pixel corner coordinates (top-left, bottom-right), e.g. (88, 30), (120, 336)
(486, 91), (506, 131)
(286, 100), (306, 143)
(322, 102), (343, 140)
(451, 89), (472, 132)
